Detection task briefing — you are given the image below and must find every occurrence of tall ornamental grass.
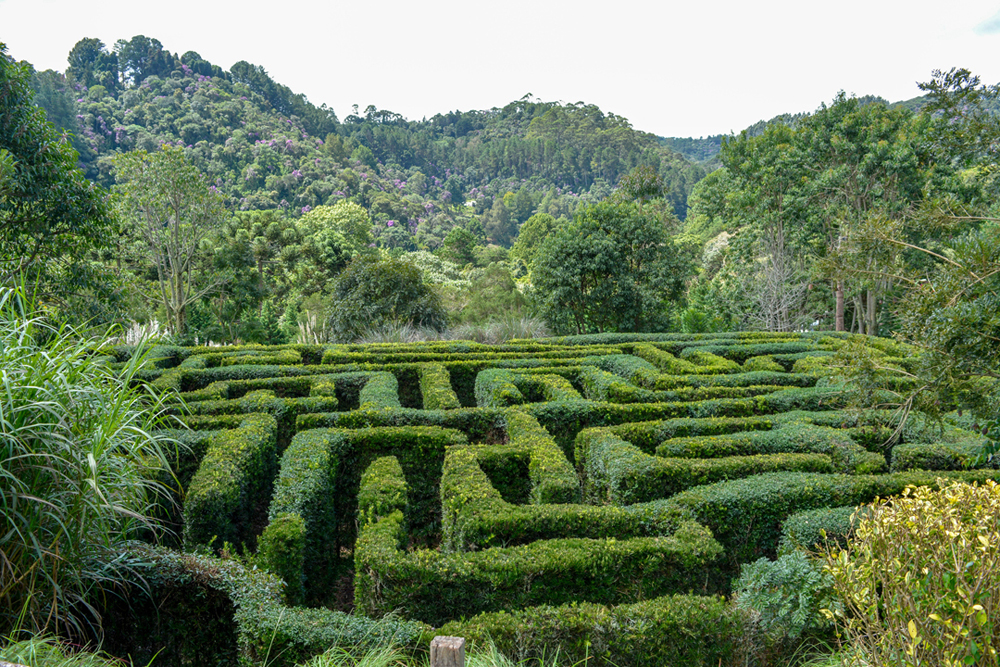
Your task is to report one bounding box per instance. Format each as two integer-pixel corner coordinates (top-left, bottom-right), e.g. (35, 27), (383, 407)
(0, 634), (127, 667)
(0, 287), (178, 638)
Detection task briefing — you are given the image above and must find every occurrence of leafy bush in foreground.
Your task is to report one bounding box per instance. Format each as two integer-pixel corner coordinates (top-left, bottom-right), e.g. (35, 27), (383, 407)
(824, 480), (1000, 667)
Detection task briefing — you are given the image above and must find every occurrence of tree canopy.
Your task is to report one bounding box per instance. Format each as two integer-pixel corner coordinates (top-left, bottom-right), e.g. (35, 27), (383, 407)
(0, 43), (110, 283)
(531, 200), (685, 334)
(326, 255), (447, 342)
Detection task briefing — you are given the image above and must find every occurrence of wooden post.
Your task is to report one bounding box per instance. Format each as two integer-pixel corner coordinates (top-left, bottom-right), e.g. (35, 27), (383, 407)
(430, 636), (465, 667)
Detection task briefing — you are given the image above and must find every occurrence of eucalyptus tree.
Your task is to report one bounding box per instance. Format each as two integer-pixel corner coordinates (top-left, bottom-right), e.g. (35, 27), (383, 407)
(114, 145), (225, 336)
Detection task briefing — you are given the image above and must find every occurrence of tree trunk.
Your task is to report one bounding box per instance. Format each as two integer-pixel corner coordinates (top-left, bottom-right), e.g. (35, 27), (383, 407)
(835, 280), (845, 332)
(866, 290), (877, 337)
(852, 297), (865, 334)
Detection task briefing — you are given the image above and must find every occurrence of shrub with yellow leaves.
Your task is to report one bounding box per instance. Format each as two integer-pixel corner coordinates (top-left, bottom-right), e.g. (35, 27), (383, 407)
(823, 480), (1000, 666)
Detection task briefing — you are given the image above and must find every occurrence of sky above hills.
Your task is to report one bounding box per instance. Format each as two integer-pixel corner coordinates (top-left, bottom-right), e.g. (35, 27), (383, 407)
(4, 0), (1000, 138)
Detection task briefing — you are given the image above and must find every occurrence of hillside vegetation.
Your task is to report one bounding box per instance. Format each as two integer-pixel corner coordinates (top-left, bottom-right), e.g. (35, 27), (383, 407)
(29, 35), (705, 224)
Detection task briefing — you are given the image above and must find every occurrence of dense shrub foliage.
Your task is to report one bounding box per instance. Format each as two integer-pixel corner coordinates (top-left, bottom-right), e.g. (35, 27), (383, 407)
(823, 480), (1000, 667)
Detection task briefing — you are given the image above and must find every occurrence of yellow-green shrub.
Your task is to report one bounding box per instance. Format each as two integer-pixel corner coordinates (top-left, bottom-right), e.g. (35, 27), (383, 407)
(823, 480), (1000, 667)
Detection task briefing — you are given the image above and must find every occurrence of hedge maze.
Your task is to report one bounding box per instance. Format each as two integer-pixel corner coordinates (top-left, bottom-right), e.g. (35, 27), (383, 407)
(105, 332), (999, 666)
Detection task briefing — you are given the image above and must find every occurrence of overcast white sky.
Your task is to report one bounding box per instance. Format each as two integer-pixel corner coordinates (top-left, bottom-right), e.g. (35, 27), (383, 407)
(4, 0), (1000, 138)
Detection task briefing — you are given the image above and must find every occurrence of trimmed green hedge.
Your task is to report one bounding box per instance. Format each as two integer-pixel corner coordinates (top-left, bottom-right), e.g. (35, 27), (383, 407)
(181, 414), (249, 430)
(183, 413), (278, 550)
(100, 545), (427, 667)
(475, 368), (525, 407)
(438, 594), (754, 667)
(506, 409), (579, 504)
(792, 355), (834, 375)
(652, 370), (816, 390)
(262, 428), (340, 604)
(358, 371), (402, 409)
(677, 348), (742, 373)
(679, 342), (828, 364)
(770, 408), (900, 429)
(475, 369), (585, 408)
(578, 366), (645, 403)
(580, 354), (659, 387)
(321, 345), (624, 366)
(516, 372), (583, 402)
(183, 380), (231, 402)
(655, 423), (886, 474)
(297, 389), (849, 463)
(608, 416), (776, 453)
(149, 428), (222, 544)
(256, 513), (307, 605)
(263, 425), (467, 603)
(329, 425), (464, 542)
(297, 406), (504, 443)
(109, 333), (941, 666)
(440, 446), (707, 553)
(417, 364), (461, 410)
(358, 456), (409, 523)
(354, 506), (722, 626)
(890, 441), (995, 471)
(743, 355), (785, 372)
(535, 331), (847, 348)
(469, 443), (531, 504)
(577, 428), (835, 505)
(771, 350), (837, 370)
(777, 505), (871, 556)
(155, 428), (220, 489)
(579, 366), (786, 404)
(179, 353), (208, 369)
(519, 387), (848, 460)
(666, 469), (1000, 571)
(182, 389), (340, 452)
(632, 343), (703, 375)
(220, 348), (302, 366)
(169, 364), (319, 392)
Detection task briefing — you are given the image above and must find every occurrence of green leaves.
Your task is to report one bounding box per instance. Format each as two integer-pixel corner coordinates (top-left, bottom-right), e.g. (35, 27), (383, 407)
(823, 480), (1000, 666)
(327, 255), (447, 343)
(0, 286), (179, 636)
(0, 44), (111, 283)
(531, 201), (684, 335)
(113, 145), (225, 335)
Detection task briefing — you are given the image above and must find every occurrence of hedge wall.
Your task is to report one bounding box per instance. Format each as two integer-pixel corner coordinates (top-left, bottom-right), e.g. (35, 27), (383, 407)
(440, 446), (708, 553)
(577, 428), (835, 505)
(100, 545), (427, 667)
(182, 413), (278, 551)
(777, 504), (872, 556)
(506, 409), (579, 504)
(418, 363), (461, 410)
(437, 594), (755, 667)
(654, 423), (886, 474)
(355, 507), (721, 626)
(260, 428), (340, 605)
(665, 469), (1000, 572)
(258, 425), (468, 604)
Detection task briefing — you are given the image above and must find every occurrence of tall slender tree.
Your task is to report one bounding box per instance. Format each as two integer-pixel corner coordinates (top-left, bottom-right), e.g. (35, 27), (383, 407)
(114, 146), (224, 335)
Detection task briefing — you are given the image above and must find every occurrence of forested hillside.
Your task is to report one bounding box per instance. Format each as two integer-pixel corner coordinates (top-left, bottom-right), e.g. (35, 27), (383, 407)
(8, 38), (1000, 401)
(28, 35), (705, 230)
